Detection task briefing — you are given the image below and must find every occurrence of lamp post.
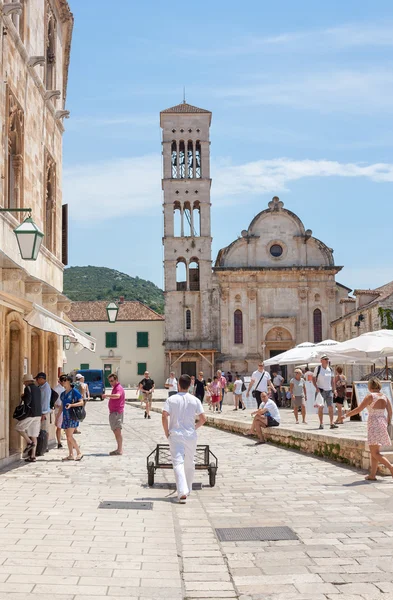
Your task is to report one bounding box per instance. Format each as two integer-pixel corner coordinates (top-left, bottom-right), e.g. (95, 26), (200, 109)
(63, 336), (71, 351)
(0, 208), (44, 260)
(106, 302), (119, 323)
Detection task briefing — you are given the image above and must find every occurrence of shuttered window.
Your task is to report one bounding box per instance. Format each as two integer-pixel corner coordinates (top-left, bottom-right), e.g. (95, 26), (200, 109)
(137, 362), (147, 375)
(137, 332), (149, 347)
(105, 332), (117, 348)
(80, 363), (89, 370)
(313, 309), (322, 343)
(234, 310), (243, 344)
(62, 203), (68, 265)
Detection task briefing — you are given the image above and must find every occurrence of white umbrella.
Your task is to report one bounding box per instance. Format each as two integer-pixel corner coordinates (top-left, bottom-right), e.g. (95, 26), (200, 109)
(264, 342), (315, 366)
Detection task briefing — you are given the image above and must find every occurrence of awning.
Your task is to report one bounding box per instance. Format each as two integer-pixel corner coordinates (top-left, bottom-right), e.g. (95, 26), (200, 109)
(24, 303), (96, 352)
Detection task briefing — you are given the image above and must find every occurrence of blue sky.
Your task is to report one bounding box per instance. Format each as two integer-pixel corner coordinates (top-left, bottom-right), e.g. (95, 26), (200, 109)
(64, 0), (393, 292)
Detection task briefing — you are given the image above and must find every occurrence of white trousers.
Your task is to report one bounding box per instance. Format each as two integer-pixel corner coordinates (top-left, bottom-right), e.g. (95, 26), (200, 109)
(169, 434), (197, 498)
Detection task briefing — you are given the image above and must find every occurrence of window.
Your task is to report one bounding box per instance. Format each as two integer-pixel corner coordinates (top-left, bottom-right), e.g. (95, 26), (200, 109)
(171, 141), (177, 178)
(137, 362), (147, 376)
(176, 258), (187, 291)
(174, 201), (182, 236)
(185, 309), (192, 330)
(7, 91), (24, 211)
(187, 140), (194, 178)
(313, 309), (322, 343)
(270, 244), (283, 257)
(105, 332), (117, 348)
(193, 201), (200, 236)
(44, 152), (56, 254)
(80, 363), (89, 370)
(195, 140), (201, 178)
(179, 141), (185, 178)
(45, 6), (57, 90)
(234, 310), (243, 344)
(189, 259), (200, 291)
(137, 332), (149, 347)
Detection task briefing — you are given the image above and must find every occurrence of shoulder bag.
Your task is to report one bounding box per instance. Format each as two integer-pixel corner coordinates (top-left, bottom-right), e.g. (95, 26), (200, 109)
(252, 371), (266, 398)
(69, 389), (86, 422)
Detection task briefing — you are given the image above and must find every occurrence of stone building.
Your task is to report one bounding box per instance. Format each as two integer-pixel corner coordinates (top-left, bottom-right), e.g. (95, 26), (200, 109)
(0, 1), (92, 468)
(66, 301), (165, 388)
(161, 101), (350, 378)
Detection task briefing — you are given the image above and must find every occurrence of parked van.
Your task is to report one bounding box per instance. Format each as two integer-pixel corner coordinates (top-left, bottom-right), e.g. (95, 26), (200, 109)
(76, 369), (105, 400)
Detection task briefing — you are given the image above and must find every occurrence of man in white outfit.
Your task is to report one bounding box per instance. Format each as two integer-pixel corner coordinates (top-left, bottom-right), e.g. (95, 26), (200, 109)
(162, 374), (207, 504)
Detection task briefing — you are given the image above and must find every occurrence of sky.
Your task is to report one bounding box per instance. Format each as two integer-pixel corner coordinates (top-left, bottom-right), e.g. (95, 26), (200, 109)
(64, 0), (393, 292)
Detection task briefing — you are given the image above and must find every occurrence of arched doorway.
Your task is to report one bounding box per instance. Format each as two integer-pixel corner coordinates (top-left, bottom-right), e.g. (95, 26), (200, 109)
(265, 327), (293, 381)
(8, 322), (23, 454)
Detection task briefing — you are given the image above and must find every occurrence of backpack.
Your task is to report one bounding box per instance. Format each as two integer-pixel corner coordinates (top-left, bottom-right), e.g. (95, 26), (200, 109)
(50, 388), (59, 410)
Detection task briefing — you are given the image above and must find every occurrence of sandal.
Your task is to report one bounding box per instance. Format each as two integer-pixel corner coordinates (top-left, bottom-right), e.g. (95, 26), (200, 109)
(365, 475), (377, 481)
(109, 450), (122, 456)
(75, 454), (84, 461)
(62, 456), (74, 461)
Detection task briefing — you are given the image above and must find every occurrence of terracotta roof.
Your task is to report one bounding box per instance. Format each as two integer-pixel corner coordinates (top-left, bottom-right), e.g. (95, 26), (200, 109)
(340, 298), (356, 303)
(353, 289), (380, 296)
(69, 301), (164, 322)
(161, 102), (211, 114)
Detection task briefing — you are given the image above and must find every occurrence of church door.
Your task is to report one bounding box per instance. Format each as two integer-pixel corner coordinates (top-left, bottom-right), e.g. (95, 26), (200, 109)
(181, 361), (197, 378)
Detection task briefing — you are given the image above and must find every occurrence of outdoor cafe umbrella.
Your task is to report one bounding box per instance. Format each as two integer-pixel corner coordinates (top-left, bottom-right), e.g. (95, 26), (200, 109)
(264, 339), (340, 367)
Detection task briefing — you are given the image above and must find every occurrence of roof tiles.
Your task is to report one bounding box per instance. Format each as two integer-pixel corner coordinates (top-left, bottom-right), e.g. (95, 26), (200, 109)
(69, 301), (164, 322)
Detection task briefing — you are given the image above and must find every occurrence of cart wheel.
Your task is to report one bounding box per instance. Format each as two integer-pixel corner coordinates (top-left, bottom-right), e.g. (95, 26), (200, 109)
(209, 462), (217, 487)
(148, 461), (155, 487)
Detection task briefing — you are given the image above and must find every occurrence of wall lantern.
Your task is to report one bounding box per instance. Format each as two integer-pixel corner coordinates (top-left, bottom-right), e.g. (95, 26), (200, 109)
(106, 302), (119, 323)
(0, 208), (44, 261)
(63, 336), (71, 351)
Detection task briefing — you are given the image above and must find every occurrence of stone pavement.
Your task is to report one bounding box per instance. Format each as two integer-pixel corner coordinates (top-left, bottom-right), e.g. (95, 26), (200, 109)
(1, 401), (393, 599)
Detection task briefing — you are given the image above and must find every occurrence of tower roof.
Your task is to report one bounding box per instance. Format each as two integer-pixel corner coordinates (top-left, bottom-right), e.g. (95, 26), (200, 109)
(161, 101), (211, 115)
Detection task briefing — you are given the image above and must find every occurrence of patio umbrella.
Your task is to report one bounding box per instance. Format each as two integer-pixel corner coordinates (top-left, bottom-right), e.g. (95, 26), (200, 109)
(264, 342), (315, 366)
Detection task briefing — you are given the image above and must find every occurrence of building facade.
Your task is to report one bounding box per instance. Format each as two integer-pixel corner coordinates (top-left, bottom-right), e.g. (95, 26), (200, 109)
(66, 301), (165, 388)
(0, 1), (76, 467)
(161, 102), (350, 378)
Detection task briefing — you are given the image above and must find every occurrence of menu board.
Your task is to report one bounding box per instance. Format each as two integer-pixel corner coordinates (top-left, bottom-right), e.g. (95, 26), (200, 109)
(352, 381), (393, 422)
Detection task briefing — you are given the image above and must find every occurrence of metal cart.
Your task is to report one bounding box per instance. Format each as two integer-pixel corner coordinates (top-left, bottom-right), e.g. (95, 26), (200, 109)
(146, 444), (218, 487)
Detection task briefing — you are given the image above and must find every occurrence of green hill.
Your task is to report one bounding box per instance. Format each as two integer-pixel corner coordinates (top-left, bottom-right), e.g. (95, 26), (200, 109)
(63, 266), (164, 314)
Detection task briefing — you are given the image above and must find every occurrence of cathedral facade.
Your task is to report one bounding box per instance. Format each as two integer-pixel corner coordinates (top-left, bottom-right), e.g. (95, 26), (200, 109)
(161, 102), (349, 377)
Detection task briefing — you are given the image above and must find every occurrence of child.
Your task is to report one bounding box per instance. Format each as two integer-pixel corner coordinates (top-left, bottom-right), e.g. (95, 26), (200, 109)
(233, 374), (245, 411)
(205, 378), (212, 410)
(210, 376), (221, 412)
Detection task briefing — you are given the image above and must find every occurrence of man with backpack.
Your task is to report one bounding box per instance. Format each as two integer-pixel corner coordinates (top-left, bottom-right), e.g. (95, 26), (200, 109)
(15, 374), (42, 462)
(313, 355), (338, 430)
(246, 362), (276, 408)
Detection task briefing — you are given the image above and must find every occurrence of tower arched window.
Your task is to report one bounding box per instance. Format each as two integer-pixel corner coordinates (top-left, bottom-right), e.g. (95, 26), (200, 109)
(183, 202), (192, 237)
(173, 201), (182, 236)
(176, 258), (187, 291)
(192, 201), (200, 236)
(189, 258), (200, 291)
(313, 308), (322, 343)
(187, 140), (194, 178)
(195, 141), (201, 178)
(46, 7), (57, 91)
(171, 141), (177, 178)
(185, 309), (192, 330)
(179, 141), (185, 179)
(234, 310), (243, 344)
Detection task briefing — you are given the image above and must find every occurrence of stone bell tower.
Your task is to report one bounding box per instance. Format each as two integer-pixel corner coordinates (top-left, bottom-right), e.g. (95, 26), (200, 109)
(160, 101), (218, 377)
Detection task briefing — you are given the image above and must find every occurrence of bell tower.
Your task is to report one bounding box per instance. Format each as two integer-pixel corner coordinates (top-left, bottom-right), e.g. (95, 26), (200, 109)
(160, 101), (217, 377)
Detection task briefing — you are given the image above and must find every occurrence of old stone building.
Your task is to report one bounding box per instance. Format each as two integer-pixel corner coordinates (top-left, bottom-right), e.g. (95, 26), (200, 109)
(161, 101), (350, 378)
(0, 1), (92, 468)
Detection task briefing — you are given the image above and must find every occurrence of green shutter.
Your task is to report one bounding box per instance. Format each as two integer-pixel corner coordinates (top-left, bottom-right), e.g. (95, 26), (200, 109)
(105, 332), (117, 348)
(137, 331), (149, 347)
(137, 362), (147, 375)
(80, 363), (89, 370)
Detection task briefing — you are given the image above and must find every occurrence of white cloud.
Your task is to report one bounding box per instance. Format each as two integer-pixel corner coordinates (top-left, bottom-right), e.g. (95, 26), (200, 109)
(212, 69), (393, 114)
(183, 22), (393, 57)
(64, 155), (393, 223)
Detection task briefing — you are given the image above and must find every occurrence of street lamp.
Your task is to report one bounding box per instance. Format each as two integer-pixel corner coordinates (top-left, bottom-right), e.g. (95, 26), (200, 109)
(0, 208), (44, 260)
(106, 301), (119, 323)
(63, 336), (71, 351)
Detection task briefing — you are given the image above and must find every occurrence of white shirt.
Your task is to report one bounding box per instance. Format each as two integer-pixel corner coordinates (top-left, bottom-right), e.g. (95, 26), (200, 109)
(314, 365), (333, 391)
(54, 384), (65, 397)
(234, 380), (243, 395)
(262, 399), (281, 423)
(251, 370), (271, 393)
(165, 377), (178, 393)
(163, 392), (204, 438)
(273, 374), (284, 387)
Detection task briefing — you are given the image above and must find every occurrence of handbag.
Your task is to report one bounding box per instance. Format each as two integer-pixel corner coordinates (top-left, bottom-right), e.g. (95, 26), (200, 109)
(69, 390), (86, 421)
(13, 401), (30, 421)
(252, 371), (266, 398)
(314, 391), (324, 408)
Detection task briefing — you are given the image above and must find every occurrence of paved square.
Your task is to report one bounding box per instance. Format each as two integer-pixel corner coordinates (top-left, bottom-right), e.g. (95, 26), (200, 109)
(1, 400), (393, 599)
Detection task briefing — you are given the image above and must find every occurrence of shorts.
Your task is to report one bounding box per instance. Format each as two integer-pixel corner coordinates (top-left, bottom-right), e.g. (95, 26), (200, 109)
(335, 396), (345, 405)
(143, 390), (152, 403)
(319, 389), (334, 407)
(294, 396), (305, 408)
(267, 416), (280, 427)
(15, 416), (41, 438)
(109, 411), (124, 431)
